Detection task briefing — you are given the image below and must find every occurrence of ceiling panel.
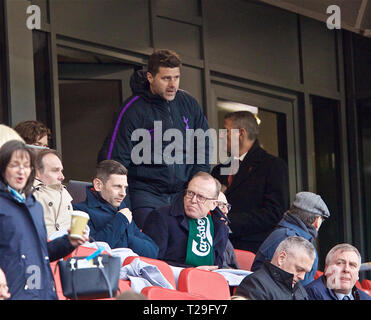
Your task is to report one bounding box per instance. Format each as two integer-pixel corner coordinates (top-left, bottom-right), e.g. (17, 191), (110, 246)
(257, 0), (371, 37)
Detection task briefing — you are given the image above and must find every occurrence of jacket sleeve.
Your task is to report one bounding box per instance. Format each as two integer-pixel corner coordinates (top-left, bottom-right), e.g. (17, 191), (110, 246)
(47, 235), (76, 262)
(126, 223), (159, 259)
(142, 210), (169, 260)
(98, 97), (140, 167)
(232, 157), (289, 235)
(73, 203), (128, 249)
(189, 98), (211, 177)
(90, 213), (129, 249)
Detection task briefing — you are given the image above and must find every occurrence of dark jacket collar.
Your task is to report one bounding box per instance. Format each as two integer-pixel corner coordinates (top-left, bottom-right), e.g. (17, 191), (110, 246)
(85, 185), (126, 212)
(168, 192), (189, 231)
(264, 261), (294, 291)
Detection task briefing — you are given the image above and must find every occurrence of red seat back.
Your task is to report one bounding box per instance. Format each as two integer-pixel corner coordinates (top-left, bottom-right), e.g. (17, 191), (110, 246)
(177, 268), (230, 300)
(123, 256), (176, 289)
(50, 261), (67, 300)
(234, 249), (256, 271)
(361, 279), (371, 290)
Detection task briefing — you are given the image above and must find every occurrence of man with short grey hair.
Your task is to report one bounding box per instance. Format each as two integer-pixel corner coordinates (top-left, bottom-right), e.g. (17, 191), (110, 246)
(211, 111), (289, 253)
(252, 191), (330, 285)
(235, 236), (315, 300)
(305, 243), (371, 300)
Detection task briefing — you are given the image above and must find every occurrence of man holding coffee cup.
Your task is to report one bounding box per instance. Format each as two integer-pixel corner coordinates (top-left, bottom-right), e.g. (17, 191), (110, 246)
(73, 160), (158, 258)
(34, 149), (86, 239)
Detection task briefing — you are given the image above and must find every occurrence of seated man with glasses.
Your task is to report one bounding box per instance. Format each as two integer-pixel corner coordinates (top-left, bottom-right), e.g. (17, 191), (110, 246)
(142, 172), (229, 270)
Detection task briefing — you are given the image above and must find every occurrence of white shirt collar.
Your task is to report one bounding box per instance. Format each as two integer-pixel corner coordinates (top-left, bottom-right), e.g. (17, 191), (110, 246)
(334, 291), (353, 300)
(233, 152), (247, 162)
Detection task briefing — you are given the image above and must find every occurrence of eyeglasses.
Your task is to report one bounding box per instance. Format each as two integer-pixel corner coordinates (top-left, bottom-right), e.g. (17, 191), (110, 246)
(185, 190), (216, 204)
(7, 163), (32, 171)
(218, 201), (232, 211)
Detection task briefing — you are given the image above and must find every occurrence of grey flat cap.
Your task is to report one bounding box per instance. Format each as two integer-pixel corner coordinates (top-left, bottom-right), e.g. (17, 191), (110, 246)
(292, 192), (330, 218)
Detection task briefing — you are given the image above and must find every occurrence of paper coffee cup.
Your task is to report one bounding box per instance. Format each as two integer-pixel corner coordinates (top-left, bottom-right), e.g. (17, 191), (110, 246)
(70, 210), (90, 239)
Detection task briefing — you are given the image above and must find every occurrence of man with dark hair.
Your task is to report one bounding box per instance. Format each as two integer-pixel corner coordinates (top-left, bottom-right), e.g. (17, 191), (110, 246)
(142, 172), (229, 269)
(235, 236), (315, 300)
(251, 192), (330, 285)
(98, 49), (211, 229)
(14, 120), (51, 148)
(34, 148), (74, 238)
(211, 111), (289, 253)
(73, 160), (158, 258)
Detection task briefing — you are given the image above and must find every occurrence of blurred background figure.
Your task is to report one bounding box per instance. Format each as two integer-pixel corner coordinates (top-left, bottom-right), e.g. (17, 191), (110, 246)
(0, 268), (10, 300)
(0, 124), (24, 149)
(14, 120), (51, 148)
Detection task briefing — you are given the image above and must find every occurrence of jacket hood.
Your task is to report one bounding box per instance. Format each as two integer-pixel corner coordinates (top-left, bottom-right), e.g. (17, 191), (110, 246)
(279, 212), (318, 240)
(130, 70), (150, 95)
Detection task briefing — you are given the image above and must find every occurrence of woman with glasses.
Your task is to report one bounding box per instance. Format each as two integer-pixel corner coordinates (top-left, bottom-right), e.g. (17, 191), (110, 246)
(0, 140), (87, 299)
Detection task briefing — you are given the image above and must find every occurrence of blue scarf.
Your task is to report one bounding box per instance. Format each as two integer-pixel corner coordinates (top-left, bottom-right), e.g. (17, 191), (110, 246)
(8, 185), (25, 203)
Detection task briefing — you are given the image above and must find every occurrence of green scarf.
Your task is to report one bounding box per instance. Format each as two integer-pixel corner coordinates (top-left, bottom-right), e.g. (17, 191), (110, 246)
(185, 215), (214, 267)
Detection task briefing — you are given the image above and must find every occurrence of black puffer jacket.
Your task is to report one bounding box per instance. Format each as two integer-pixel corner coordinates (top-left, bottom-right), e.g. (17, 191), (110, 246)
(98, 70), (210, 210)
(235, 261), (309, 300)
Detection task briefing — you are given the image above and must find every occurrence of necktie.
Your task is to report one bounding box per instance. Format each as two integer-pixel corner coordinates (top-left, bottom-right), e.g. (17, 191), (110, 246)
(227, 160), (241, 188)
(342, 295), (350, 300)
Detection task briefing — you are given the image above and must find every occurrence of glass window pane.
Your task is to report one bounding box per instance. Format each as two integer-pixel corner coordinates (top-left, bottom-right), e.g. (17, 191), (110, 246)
(312, 96), (343, 270)
(358, 99), (371, 277)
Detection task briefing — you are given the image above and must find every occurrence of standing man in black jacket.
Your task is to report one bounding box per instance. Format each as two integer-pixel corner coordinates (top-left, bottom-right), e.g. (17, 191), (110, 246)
(98, 49), (211, 228)
(235, 236), (315, 300)
(211, 111), (289, 253)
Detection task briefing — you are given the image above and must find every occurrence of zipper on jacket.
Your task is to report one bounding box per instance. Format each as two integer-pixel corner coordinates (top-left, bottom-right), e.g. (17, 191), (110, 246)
(166, 101), (176, 193)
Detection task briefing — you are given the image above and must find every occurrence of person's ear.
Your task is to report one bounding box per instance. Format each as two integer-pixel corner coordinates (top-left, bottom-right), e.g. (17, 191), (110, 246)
(277, 251), (287, 267)
(35, 169), (41, 180)
(147, 72), (154, 84)
(239, 128), (247, 138)
(312, 216), (323, 230)
(93, 178), (103, 192)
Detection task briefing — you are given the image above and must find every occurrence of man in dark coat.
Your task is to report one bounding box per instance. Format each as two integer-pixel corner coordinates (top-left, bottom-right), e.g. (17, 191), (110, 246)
(235, 236), (315, 300)
(142, 172), (229, 269)
(73, 160), (158, 259)
(252, 191), (330, 285)
(98, 49), (211, 229)
(305, 243), (371, 300)
(211, 111), (289, 253)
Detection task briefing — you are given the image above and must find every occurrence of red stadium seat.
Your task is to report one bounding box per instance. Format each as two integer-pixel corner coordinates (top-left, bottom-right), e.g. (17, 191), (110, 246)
(361, 279), (371, 291)
(234, 249), (256, 271)
(123, 256), (176, 289)
(50, 261), (67, 300)
(177, 268), (230, 300)
(141, 286), (205, 300)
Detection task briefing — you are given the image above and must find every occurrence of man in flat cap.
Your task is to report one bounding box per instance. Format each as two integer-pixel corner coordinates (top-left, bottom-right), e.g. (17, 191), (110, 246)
(251, 191), (330, 285)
